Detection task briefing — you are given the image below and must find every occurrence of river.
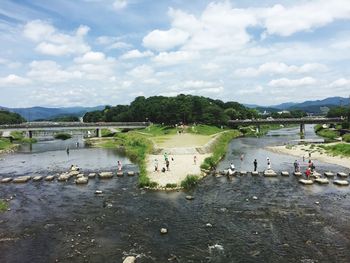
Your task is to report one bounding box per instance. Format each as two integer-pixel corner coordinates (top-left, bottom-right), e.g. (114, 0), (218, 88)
(0, 126), (350, 263)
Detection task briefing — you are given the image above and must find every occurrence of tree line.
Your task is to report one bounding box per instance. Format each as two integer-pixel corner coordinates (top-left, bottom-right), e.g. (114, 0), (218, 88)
(83, 94), (260, 125)
(0, 110), (26, 125)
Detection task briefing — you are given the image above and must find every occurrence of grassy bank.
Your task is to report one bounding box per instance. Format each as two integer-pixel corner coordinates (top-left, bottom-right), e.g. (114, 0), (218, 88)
(319, 143), (350, 157)
(200, 130), (241, 170)
(11, 131), (37, 143)
(240, 124), (294, 137)
(314, 124), (340, 140)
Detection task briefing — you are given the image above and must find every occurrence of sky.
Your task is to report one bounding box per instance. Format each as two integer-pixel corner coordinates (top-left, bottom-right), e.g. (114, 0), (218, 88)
(0, 0), (350, 107)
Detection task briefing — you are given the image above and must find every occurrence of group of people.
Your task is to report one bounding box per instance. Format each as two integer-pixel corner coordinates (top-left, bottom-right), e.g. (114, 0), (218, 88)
(154, 152), (172, 173)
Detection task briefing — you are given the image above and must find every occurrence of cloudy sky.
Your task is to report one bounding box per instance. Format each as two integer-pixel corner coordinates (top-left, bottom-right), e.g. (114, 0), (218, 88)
(0, 0), (350, 107)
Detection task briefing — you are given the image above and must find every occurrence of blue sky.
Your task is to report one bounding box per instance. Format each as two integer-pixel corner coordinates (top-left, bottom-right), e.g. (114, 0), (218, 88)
(0, 0), (350, 107)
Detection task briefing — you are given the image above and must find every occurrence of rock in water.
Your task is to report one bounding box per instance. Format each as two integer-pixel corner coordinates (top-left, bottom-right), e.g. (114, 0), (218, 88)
(160, 228), (168, 234)
(324, 172), (335, 178)
(315, 178), (329, 184)
(281, 171), (289, 176)
(75, 177), (88, 184)
(264, 170), (277, 177)
(251, 171), (259, 176)
(95, 190), (103, 195)
(127, 171), (135, 176)
(334, 180), (349, 186)
(57, 173), (71, 182)
(252, 196), (258, 200)
(185, 195), (194, 200)
(1, 177), (13, 183)
(88, 173), (96, 178)
(337, 172), (348, 178)
(44, 175), (55, 181)
(32, 176), (43, 182)
(99, 172), (113, 179)
(116, 171), (124, 177)
(123, 256), (136, 263)
(293, 172), (302, 176)
(240, 171), (247, 176)
(206, 223), (213, 228)
(13, 176), (31, 183)
(299, 179), (314, 185)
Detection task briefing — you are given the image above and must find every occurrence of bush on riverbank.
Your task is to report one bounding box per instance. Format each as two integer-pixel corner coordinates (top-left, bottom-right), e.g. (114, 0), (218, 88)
(317, 129), (339, 140)
(10, 131), (37, 143)
(181, 175), (199, 190)
(0, 138), (12, 150)
(54, 133), (72, 140)
(319, 143), (350, 157)
(342, 134), (350, 143)
(200, 130), (241, 170)
(0, 199), (8, 212)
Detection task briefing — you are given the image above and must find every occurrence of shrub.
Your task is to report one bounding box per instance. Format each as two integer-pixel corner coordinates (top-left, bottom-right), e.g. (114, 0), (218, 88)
(0, 199), (8, 212)
(341, 122), (350, 129)
(314, 124), (323, 132)
(54, 133), (72, 140)
(343, 133), (350, 143)
(165, 183), (177, 188)
(181, 175), (199, 190)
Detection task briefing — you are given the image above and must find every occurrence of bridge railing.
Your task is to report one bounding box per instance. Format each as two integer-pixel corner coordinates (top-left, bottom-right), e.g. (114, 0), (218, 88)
(228, 117), (344, 125)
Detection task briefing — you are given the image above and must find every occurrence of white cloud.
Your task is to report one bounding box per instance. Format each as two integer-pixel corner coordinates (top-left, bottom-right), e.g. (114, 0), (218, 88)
(143, 28), (189, 51)
(108, 41), (132, 50)
(235, 62), (328, 77)
(127, 65), (154, 79)
(238, 85), (264, 95)
(329, 78), (350, 88)
(152, 51), (199, 66)
(268, 77), (317, 87)
(113, 0), (127, 10)
(0, 74), (31, 86)
(23, 20), (90, 56)
(120, 49), (153, 59)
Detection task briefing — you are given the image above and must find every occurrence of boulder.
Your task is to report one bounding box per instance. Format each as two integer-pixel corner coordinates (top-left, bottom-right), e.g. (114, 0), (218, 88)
(123, 256), (136, 263)
(281, 171), (289, 176)
(95, 190), (103, 195)
(337, 172), (348, 178)
(334, 180), (349, 186)
(185, 195), (194, 200)
(68, 171), (80, 177)
(251, 171), (259, 176)
(264, 170), (277, 177)
(293, 172), (302, 176)
(58, 173), (71, 182)
(76, 174), (84, 178)
(240, 171), (247, 176)
(311, 172), (321, 178)
(127, 171), (135, 176)
(315, 178), (329, 184)
(88, 173), (96, 178)
(324, 172), (335, 178)
(99, 172), (113, 179)
(44, 175), (55, 181)
(116, 171), (124, 177)
(32, 176), (43, 182)
(299, 179), (314, 185)
(160, 228), (168, 234)
(75, 177), (88, 184)
(13, 176), (31, 183)
(206, 223), (213, 228)
(252, 196), (258, 200)
(1, 177), (13, 183)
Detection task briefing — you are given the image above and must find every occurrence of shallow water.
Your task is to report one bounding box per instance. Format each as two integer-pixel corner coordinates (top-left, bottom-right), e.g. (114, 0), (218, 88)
(0, 127), (350, 263)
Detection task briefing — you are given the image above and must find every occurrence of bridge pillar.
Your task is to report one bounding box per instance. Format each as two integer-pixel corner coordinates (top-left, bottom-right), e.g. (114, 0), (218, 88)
(26, 130), (33, 139)
(300, 123), (305, 135)
(96, 128), (102, 138)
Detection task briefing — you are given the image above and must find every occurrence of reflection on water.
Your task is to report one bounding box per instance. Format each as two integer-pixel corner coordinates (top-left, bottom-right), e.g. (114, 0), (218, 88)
(0, 126), (350, 263)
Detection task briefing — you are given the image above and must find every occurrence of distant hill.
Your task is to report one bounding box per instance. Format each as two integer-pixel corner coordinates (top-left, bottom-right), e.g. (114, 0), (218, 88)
(270, 102), (298, 110)
(0, 106), (106, 121)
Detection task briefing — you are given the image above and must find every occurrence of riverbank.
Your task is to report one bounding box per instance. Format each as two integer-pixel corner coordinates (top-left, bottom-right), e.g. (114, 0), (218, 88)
(267, 142), (350, 169)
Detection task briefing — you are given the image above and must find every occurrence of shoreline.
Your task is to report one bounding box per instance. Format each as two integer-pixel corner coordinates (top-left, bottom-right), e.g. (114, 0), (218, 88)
(266, 143), (350, 169)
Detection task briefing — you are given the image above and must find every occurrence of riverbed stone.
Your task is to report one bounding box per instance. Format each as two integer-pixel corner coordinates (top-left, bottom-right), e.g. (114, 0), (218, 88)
(251, 171), (259, 176)
(293, 172), (302, 176)
(185, 195), (194, 200)
(75, 176), (88, 184)
(252, 196), (258, 200)
(1, 177), (13, 183)
(127, 171), (135, 176)
(299, 179), (314, 185)
(58, 173), (71, 182)
(264, 170), (277, 177)
(324, 172), (335, 178)
(44, 175), (55, 181)
(281, 171), (289, 176)
(99, 172), (113, 179)
(88, 173), (96, 178)
(116, 171), (124, 177)
(333, 180), (349, 186)
(13, 176), (31, 183)
(240, 171), (247, 176)
(312, 172), (321, 178)
(32, 176), (43, 182)
(337, 172), (348, 178)
(95, 190), (103, 195)
(160, 228), (168, 234)
(68, 171), (80, 177)
(123, 256), (136, 263)
(315, 178), (329, 184)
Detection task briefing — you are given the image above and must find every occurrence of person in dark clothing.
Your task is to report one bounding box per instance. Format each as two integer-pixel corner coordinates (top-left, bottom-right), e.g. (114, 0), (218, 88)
(253, 159), (257, 171)
(166, 159), (170, 171)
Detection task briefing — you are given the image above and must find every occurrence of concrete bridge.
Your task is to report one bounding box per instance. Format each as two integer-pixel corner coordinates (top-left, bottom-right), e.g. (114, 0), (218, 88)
(0, 121), (150, 138)
(228, 117), (344, 134)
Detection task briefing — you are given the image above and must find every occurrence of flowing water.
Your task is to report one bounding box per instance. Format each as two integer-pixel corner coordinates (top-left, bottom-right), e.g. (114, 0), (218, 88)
(0, 126), (350, 263)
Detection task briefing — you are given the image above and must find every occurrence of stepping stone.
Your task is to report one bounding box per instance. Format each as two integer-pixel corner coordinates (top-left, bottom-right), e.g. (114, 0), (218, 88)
(281, 171), (289, 176)
(185, 195), (194, 200)
(334, 180), (349, 186)
(251, 171), (259, 176)
(76, 174), (84, 178)
(240, 171), (247, 176)
(299, 179), (314, 185)
(1, 177), (13, 183)
(88, 173), (96, 178)
(293, 172), (302, 176)
(116, 171), (124, 177)
(315, 178), (329, 184)
(312, 172), (321, 178)
(264, 170), (277, 177)
(337, 172), (348, 178)
(32, 176), (43, 182)
(99, 172), (113, 179)
(324, 172), (335, 178)
(13, 176), (31, 183)
(57, 173), (71, 182)
(127, 171), (135, 176)
(75, 177), (88, 184)
(68, 171), (80, 177)
(44, 175), (55, 181)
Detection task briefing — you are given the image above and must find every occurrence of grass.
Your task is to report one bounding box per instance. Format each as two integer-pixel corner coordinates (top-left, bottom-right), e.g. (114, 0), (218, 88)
(0, 138), (12, 150)
(317, 129), (340, 140)
(101, 128), (116, 137)
(187, 124), (225, 135)
(137, 124), (177, 136)
(10, 131), (37, 143)
(319, 143), (350, 157)
(200, 130), (241, 170)
(343, 134), (350, 143)
(0, 199), (9, 212)
(54, 133), (72, 140)
(165, 183), (178, 188)
(180, 175), (199, 190)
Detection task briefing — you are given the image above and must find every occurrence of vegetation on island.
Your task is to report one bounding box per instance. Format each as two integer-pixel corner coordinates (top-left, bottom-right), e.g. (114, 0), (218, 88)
(319, 143), (350, 157)
(0, 110), (26, 125)
(10, 131), (37, 144)
(0, 199), (9, 212)
(54, 133), (72, 140)
(0, 138), (13, 151)
(181, 175), (200, 190)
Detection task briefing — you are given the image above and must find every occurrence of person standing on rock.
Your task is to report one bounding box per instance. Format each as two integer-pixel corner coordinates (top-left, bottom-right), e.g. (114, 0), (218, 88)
(166, 159), (170, 171)
(117, 160), (122, 171)
(164, 152), (168, 161)
(154, 159), (159, 172)
(66, 147), (70, 155)
(253, 159), (257, 171)
(267, 157), (271, 170)
(193, 155), (197, 165)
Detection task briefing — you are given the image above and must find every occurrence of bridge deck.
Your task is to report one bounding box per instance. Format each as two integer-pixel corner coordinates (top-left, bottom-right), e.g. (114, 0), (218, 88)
(228, 117), (343, 126)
